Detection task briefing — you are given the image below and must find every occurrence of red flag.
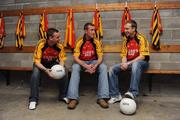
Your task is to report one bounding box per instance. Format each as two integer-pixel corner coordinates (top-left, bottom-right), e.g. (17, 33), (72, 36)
(0, 13), (6, 48)
(150, 6), (163, 49)
(39, 11), (48, 40)
(16, 12), (26, 49)
(121, 7), (131, 36)
(64, 9), (75, 49)
(92, 9), (103, 41)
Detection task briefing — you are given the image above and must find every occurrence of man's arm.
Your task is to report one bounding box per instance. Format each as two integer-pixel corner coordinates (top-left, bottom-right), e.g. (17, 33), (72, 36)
(35, 62), (47, 72)
(74, 56), (86, 68)
(73, 56), (92, 71)
(92, 39), (103, 70)
(92, 57), (102, 71)
(121, 57), (128, 71)
(58, 44), (67, 67)
(34, 62), (54, 78)
(127, 55), (145, 65)
(59, 60), (65, 67)
(121, 55), (145, 71)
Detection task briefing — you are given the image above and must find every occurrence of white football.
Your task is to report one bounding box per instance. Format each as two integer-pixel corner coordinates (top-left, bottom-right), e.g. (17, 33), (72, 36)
(51, 64), (65, 80)
(120, 98), (137, 115)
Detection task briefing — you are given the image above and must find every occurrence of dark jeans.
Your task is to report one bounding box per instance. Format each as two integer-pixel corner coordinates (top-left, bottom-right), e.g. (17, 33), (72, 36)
(29, 64), (69, 102)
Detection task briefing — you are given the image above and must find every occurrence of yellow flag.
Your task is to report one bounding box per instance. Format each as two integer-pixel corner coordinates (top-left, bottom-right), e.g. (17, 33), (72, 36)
(150, 7), (163, 50)
(64, 9), (75, 49)
(92, 9), (103, 41)
(121, 7), (131, 36)
(39, 12), (48, 40)
(16, 12), (26, 49)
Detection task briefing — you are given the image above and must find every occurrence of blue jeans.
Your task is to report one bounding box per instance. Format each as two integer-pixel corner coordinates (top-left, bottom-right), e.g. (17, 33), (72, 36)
(29, 64), (69, 102)
(67, 60), (109, 100)
(108, 60), (149, 97)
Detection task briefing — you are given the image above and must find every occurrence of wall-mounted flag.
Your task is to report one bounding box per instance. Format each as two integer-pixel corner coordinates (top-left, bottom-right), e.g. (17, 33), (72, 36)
(0, 13), (5, 48)
(150, 6), (163, 50)
(16, 12), (26, 49)
(64, 9), (75, 49)
(121, 7), (131, 36)
(39, 11), (48, 40)
(92, 9), (103, 41)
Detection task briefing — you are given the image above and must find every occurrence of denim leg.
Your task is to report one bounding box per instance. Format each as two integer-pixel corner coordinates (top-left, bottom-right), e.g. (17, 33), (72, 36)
(58, 68), (69, 99)
(67, 63), (81, 100)
(97, 63), (109, 99)
(108, 64), (121, 97)
(129, 60), (148, 96)
(29, 64), (41, 102)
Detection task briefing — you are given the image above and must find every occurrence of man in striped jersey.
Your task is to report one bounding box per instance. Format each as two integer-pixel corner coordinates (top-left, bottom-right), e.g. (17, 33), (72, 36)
(28, 28), (69, 110)
(108, 20), (150, 104)
(67, 23), (109, 109)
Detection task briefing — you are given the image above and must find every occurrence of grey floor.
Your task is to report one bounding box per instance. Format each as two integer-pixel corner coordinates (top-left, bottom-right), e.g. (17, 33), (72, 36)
(0, 74), (180, 120)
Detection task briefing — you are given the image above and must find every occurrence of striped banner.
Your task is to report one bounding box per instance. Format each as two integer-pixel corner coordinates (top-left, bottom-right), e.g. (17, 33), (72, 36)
(121, 7), (131, 36)
(150, 7), (163, 50)
(64, 9), (75, 49)
(92, 9), (103, 41)
(16, 12), (26, 49)
(39, 12), (48, 40)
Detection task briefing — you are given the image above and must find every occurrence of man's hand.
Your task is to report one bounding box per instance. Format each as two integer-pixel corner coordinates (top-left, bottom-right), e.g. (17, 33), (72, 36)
(45, 69), (54, 79)
(84, 64), (96, 74)
(91, 64), (98, 71)
(120, 63), (128, 71)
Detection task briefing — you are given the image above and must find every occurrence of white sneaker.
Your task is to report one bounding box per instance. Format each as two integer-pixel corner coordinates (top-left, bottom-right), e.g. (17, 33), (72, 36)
(28, 101), (37, 110)
(108, 95), (122, 104)
(124, 91), (135, 99)
(62, 97), (69, 104)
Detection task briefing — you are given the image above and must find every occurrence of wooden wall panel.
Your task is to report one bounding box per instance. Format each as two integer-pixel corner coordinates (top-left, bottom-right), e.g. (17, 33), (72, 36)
(0, 2), (180, 16)
(1, 45), (180, 53)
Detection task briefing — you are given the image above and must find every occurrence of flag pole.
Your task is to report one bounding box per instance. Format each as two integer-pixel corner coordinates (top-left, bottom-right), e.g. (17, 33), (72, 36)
(125, 1), (128, 8)
(96, 3), (98, 10)
(154, 1), (157, 8)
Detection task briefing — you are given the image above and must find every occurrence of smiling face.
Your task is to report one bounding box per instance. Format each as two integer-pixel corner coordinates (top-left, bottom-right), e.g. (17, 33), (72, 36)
(85, 25), (95, 40)
(48, 32), (60, 47)
(124, 23), (136, 38)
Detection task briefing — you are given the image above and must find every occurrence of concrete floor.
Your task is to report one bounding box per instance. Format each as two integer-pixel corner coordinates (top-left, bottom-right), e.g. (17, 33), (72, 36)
(0, 75), (180, 120)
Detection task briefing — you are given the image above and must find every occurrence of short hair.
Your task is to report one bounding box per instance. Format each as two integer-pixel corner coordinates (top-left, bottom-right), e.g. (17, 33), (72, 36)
(126, 19), (137, 31)
(84, 22), (94, 30)
(47, 28), (59, 39)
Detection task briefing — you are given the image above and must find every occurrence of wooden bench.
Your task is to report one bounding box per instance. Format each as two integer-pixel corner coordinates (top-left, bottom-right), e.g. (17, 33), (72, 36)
(144, 69), (180, 92)
(0, 45), (180, 91)
(0, 66), (32, 85)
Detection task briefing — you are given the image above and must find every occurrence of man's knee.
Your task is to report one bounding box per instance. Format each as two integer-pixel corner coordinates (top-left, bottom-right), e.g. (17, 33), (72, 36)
(109, 66), (114, 74)
(72, 64), (81, 71)
(31, 66), (41, 78)
(99, 63), (107, 71)
(131, 61), (142, 72)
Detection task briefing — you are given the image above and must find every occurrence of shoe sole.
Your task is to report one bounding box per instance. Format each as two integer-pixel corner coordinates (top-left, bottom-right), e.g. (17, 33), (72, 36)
(28, 105), (36, 110)
(29, 107), (36, 110)
(108, 100), (121, 104)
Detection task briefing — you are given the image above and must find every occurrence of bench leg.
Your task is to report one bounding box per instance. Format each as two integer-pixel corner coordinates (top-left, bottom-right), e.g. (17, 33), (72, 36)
(6, 71), (10, 86)
(148, 74), (153, 92)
